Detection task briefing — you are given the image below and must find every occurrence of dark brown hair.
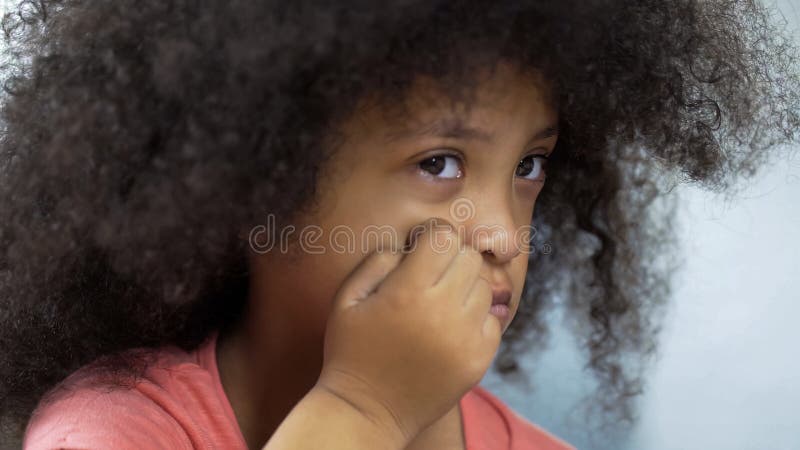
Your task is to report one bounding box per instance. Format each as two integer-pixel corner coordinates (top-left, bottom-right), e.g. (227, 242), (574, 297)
(1, 0), (798, 444)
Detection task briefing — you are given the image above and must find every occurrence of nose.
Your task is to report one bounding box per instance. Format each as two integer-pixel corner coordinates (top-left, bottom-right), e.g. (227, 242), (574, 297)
(451, 196), (521, 264)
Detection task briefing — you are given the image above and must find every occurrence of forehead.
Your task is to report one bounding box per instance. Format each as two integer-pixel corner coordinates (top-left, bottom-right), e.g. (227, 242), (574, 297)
(343, 63), (558, 144)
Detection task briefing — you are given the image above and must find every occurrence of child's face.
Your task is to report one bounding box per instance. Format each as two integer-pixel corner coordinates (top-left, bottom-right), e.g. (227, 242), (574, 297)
(249, 62), (558, 341)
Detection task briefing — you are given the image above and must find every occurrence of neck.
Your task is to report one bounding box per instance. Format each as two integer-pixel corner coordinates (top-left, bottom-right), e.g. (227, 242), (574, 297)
(216, 316), (325, 449)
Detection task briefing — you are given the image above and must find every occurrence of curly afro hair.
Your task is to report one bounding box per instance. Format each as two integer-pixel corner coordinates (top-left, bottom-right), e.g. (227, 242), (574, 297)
(1, 0), (798, 444)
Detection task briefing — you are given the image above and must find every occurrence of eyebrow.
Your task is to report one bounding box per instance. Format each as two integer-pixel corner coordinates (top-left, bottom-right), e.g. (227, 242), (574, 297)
(383, 116), (559, 145)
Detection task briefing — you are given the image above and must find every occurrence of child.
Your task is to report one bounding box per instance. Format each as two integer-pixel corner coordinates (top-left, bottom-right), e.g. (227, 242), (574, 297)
(1, 0), (797, 448)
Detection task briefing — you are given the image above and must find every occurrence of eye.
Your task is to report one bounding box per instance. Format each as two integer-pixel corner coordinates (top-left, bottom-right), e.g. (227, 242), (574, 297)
(516, 154), (548, 182)
(417, 154), (462, 179)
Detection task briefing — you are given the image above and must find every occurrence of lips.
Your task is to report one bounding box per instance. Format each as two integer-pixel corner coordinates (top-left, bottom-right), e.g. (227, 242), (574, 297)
(488, 287), (512, 329)
(491, 289), (511, 306)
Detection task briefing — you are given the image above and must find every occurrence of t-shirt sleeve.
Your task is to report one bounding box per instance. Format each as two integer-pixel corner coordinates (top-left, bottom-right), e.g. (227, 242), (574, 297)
(24, 387), (194, 450)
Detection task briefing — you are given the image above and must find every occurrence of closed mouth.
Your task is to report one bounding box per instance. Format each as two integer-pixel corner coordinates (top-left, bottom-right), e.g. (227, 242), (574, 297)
(491, 289), (511, 306)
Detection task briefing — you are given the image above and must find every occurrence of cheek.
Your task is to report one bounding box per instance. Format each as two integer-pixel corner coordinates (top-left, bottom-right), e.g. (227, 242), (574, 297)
(273, 249), (367, 337)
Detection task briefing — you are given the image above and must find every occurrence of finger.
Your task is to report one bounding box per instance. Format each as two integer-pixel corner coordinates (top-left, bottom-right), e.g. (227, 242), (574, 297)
(385, 217), (461, 290)
(463, 276), (493, 328)
(464, 277), (502, 356)
(434, 245), (482, 302)
(333, 250), (404, 311)
(480, 312), (503, 354)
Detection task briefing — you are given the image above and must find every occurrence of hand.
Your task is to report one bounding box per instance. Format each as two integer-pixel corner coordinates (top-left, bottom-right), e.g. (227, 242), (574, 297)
(315, 217), (502, 446)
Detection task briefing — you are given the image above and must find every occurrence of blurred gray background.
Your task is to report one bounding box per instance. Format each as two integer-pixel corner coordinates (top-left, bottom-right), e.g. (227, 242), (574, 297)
(484, 1), (800, 449)
(1, 0), (798, 449)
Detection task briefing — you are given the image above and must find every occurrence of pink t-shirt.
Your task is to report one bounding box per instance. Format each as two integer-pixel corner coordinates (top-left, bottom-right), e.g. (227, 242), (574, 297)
(23, 331), (573, 450)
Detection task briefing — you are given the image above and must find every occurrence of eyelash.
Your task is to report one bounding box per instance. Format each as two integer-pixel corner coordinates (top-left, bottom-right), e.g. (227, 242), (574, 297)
(416, 151), (549, 182)
(516, 153), (549, 182)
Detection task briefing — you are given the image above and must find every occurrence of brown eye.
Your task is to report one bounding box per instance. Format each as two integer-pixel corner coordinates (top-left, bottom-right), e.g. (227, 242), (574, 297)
(516, 154), (548, 181)
(418, 155), (462, 179)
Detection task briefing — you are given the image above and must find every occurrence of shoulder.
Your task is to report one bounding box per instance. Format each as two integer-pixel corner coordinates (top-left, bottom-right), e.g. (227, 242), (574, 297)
(461, 385), (574, 450)
(23, 331), (246, 450)
(24, 379), (195, 450)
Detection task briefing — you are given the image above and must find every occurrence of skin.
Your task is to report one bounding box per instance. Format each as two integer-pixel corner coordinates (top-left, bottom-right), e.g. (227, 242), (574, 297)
(217, 61), (559, 449)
